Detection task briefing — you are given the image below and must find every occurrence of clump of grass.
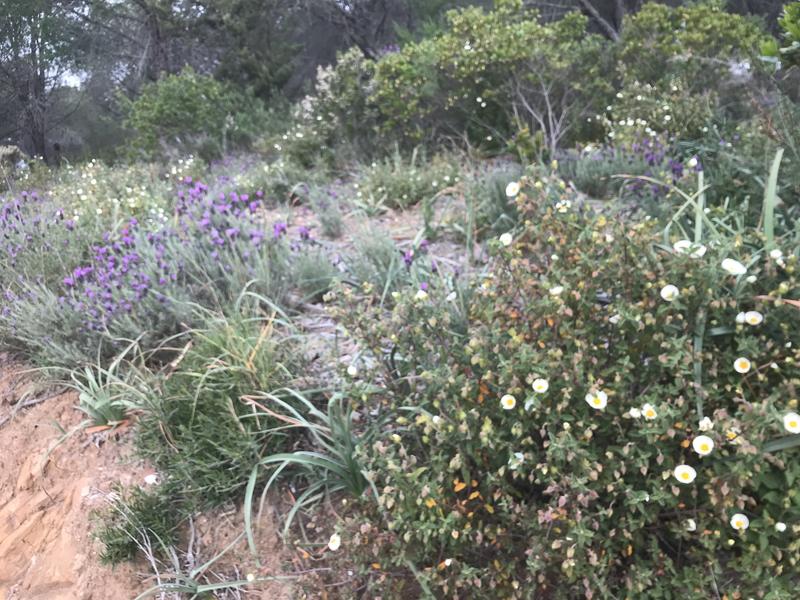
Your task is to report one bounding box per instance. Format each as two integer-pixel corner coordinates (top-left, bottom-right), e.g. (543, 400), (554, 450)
(348, 226), (407, 300)
(96, 290), (306, 564)
(346, 225), (439, 305)
(60, 339), (155, 426)
(309, 186), (344, 239)
(352, 145), (459, 210)
(467, 161), (522, 239)
(422, 161), (521, 247)
(244, 391), (376, 549)
(95, 484), (180, 565)
(136, 298), (299, 510)
(292, 246), (340, 303)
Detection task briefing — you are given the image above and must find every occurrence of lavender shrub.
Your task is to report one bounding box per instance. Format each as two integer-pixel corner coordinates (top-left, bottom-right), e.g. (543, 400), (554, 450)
(1, 179), (293, 366)
(558, 134), (687, 201)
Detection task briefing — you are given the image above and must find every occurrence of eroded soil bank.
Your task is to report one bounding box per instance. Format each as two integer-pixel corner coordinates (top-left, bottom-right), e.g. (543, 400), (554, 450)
(0, 361), (293, 599)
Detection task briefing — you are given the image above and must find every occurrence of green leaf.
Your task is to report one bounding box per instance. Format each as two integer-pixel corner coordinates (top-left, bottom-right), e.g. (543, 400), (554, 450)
(762, 148), (784, 250)
(708, 326), (735, 337)
(762, 434), (800, 453)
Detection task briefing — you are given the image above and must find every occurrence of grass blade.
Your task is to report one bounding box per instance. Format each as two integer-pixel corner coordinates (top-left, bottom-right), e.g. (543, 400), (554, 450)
(763, 148), (784, 250)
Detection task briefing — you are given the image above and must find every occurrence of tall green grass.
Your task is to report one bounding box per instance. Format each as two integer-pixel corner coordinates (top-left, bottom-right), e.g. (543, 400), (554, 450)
(96, 290), (307, 564)
(243, 391), (376, 556)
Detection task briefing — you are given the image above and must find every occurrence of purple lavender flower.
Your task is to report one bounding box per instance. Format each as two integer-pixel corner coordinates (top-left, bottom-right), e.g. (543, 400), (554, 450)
(403, 249), (414, 267)
(273, 222), (287, 238)
(250, 230), (265, 246)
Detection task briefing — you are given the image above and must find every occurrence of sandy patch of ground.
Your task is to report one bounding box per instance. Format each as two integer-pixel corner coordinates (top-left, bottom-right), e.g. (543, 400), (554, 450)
(0, 360), (146, 599)
(0, 359), (293, 599)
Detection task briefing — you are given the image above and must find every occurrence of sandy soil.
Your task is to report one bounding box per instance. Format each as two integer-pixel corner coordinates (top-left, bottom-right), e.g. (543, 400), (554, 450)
(0, 358), (293, 600)
(0, 359), (146, 599)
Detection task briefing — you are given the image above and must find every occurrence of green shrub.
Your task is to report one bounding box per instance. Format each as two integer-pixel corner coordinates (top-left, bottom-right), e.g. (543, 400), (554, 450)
(309, 186), (345, 239)
(328, 171), (800, 597)
(277, 48), (379, 168)
(122, 68), (266, 160)
(292, 244), (340, 303)
(346, 227), (437, 305)
(347, 227), (409, 301)
(230, 156), (323, 206)
(370, 0), (613, 154)
(425, 160), (522, 244)
(762, 1), (800, 69)
(96, 484), (180, 565)
(467, 161), (522, 239)
(619, 0), (768, 90)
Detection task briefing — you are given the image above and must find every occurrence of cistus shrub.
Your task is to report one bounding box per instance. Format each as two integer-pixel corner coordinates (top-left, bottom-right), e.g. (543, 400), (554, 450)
(331, 172), (800, 597)
(276, 47), (379, 168)
(596, 78), (718, 144)
(45, 158), (183, 226)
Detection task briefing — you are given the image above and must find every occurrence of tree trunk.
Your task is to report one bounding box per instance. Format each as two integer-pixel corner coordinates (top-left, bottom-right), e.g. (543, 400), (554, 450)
(144, 10), (169, 80)
(17, 16), (48, 161)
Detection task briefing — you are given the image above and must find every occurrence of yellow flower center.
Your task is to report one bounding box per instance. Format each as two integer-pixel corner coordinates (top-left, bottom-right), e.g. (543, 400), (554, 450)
(680, 472), (690, 480)
(645, 409), (655, 418)
(790, 420), (798, 429)
(734, 520), (744, 529)
(593, 398), (601, 406)
(700, 443), (710, 452)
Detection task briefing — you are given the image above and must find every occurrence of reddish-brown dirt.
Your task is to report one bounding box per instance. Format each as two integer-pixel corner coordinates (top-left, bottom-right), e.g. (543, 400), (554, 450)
(0, 362), (146, 599)
(0, 360), (293, 599)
